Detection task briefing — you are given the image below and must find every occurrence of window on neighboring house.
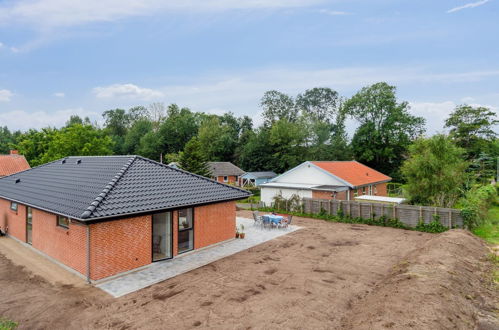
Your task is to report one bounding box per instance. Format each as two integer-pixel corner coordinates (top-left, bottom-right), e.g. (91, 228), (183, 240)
(374, 185), (377, 195)
(57, 215), (69, 228)
(354, 190), (358, 197)
(362, 187), (366, 195)
(223, 176), (228, 182)
(10, 202), (18, 211)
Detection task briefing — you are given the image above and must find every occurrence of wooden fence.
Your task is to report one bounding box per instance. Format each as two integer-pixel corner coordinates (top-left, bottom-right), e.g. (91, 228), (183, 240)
(261, 198), (464, 228)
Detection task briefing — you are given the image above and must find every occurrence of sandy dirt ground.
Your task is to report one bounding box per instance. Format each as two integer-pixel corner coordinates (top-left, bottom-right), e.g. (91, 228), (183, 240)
(0, 210), (497, 330)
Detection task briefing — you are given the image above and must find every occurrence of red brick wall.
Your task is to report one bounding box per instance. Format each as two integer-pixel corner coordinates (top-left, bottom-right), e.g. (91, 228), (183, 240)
(376, 183), (388, 196)
(32, 208), (87, 275)
(194, 201), (235, 249)
(172, 211), (179, 256)
(216, 175), (239, 185)
(0, 198), (26, 241)
(0, 198), (87, 275)
(89, 215), (152, 281)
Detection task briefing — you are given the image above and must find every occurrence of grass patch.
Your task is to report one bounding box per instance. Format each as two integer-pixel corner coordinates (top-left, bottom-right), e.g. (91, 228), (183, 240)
(472, 203), (499, 245)
(238, 195), (261, 204)
(0, 318), (18, 330)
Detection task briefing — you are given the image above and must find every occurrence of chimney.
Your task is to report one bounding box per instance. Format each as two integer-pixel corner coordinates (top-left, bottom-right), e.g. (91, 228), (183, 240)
(9, 150), (18, 155)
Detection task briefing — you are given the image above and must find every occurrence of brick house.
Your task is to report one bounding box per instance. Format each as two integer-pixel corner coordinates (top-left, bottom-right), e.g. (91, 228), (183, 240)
(260, 161), (391, 205)
(0, 156), (250, 282)
(0, 150), (31, 177)
(207, 162), (245, 186)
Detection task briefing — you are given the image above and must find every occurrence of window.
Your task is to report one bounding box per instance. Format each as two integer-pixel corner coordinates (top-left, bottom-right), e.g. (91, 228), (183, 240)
(178, 208), (194, 253)
(57, 215), (69, 228)
(374, 185), (377, 195)
(10, 202), (18, 211)
(362, 187), (366, 195)
(354, 190), (358, 197)
(223, 176), (228, 182)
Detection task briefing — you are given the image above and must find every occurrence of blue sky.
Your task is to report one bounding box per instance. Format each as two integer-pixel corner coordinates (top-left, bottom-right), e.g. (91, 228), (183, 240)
(0, 0), (498, 133)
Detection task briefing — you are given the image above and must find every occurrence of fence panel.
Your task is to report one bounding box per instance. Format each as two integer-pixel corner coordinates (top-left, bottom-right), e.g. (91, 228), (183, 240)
(299, 198), (463, 229)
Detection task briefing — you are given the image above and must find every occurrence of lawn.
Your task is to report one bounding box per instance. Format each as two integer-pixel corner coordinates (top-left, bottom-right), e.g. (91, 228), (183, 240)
(472, 203), (499, 245)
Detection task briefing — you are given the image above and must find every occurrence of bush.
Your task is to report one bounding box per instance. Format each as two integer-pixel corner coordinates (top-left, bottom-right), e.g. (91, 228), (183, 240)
(460, 184), (497, 229)
(415, 220), (448, 233)
(0, 318), (18, 330)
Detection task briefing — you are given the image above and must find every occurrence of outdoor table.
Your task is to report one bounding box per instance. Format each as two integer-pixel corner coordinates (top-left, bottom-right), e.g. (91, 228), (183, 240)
(263, 214), (284, 225)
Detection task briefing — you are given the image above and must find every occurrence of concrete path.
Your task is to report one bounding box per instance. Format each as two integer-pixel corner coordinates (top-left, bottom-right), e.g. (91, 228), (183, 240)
(96, 217), (300, 298)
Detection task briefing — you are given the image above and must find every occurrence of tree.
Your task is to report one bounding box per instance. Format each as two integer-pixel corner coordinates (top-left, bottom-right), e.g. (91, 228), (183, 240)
(401, 135), (469, 207)
(40, 124), (114, 163)
(123, 119), (153, 154)
(268, 119), (308, 173)
(179, 137), (211, 177)
(344, 82), (426, 179)
(102, 108), (130, 154)
(16, 128), (57, 166)
(0, 126), (15, 154)
(198, 116), (238, 162)
(444, 104), (499, 158)
(157, 105), (200, 154)
(260, 90), (298, 126)
(295, 87), (341, 123)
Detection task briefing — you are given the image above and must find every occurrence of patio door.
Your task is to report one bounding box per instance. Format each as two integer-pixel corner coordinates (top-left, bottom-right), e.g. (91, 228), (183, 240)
(152, 212), (172, 261)
(26, 206), (32, 244)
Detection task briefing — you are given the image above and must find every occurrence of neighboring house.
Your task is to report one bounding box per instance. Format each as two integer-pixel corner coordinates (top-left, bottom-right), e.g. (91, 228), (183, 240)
(0, 156), (250, 282)
(260, 161), (391, 205)
(0, 150), (30, 178)
(241, 171), (277, 187)
(207, 162), (245, 186)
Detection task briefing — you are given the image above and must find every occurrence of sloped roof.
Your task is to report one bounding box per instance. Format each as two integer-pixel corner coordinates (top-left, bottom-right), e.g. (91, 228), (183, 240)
(0, 156), (250, 221)
(207, 162), (245, 177)
(311, 161), (391, 187)
(0, 154), (31, 177)
(242, 171), (277, 179)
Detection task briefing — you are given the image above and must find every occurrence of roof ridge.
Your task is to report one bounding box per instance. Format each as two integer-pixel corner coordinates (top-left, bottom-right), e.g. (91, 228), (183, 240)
(80, 156), (137, 219)
(136, 156), (251, 195)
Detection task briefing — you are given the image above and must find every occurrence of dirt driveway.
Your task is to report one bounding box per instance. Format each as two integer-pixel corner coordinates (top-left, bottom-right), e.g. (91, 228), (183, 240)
(0, 211), (496, 329)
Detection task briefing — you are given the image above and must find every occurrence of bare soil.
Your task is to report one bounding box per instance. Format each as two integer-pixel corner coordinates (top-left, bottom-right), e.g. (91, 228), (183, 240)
(0, 210), (497, 330)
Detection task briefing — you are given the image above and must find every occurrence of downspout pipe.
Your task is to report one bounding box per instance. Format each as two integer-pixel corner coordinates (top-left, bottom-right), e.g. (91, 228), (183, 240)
(86, 225), (91, 283)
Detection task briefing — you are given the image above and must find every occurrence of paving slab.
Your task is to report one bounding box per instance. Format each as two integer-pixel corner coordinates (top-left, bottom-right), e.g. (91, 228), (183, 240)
(96, 217), (300, 298)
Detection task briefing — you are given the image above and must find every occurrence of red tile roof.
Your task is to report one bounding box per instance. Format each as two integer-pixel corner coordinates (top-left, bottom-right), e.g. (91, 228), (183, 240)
(311, 161), (391, 187)
(0, 154), (31, 177)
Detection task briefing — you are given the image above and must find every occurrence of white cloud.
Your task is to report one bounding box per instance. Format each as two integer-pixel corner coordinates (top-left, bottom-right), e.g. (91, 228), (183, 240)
(93, 83), (164, 100)
(447, 0), (490, 13)
(0, 89), (13, 102)
(53, 92), (65, 98)
(0, 0), (325, 28)
(0, 108), (101, 131)
(319, 9), (350, 16)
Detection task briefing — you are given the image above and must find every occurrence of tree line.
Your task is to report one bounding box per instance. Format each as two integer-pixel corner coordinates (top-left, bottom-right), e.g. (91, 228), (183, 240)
(0, 81), (497, 208)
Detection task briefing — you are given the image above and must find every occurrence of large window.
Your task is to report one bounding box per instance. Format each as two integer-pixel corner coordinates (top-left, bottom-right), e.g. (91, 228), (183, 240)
(57, 215), (69, 229)
(178, 208), (193, 253)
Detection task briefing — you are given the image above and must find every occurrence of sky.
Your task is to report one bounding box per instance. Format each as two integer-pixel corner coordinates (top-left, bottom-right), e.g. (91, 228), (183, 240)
(0, 0), (498, 134)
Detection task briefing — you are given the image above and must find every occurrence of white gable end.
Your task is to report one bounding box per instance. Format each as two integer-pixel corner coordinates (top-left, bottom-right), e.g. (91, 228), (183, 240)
(273, 162), (346, 186)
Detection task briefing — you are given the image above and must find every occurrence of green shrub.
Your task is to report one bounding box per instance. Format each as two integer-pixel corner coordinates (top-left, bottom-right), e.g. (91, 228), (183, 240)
(0, 318), (18, 330)
(460, 184), (497, 229)
(415, 220), (448, 233)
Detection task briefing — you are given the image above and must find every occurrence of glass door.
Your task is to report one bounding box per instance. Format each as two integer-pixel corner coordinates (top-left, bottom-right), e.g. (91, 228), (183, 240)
(178, 208), (194, 253)
(152, 212), (172, 261)
(26, 206), (32, 244)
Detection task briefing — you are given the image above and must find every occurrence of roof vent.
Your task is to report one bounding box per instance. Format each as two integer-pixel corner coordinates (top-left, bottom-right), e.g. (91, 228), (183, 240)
(15, 178), (21, 184)
(76, 159), (82, 164)
(366, 172), (369, 176)
(62, 159), (66, 164)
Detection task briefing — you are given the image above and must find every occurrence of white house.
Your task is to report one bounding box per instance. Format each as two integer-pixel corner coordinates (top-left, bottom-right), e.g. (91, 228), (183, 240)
(260, 161), (391, 206)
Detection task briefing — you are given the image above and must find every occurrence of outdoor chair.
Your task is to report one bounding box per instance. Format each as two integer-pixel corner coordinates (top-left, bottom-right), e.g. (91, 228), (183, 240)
(252, 211), (262, 226)
(261, 216), (272, 229)
(279, 215), (293, 229)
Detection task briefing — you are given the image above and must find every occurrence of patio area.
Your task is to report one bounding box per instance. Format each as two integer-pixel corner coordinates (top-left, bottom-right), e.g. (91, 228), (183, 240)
(96, 216), (300, 298)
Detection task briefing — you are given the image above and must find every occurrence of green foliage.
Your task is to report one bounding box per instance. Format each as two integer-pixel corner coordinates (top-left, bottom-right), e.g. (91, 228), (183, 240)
(179, 137), (211, 177)
(344, 82), (426, 180)
(0, 318), (18, 330)
(445, 104), (498, 158)
(472, 202), (499, 245)
(459, 184), (497, 229)
(39, 124), (114, 164)
(415, 218), (448, 233)
(401, 134), (469, 207)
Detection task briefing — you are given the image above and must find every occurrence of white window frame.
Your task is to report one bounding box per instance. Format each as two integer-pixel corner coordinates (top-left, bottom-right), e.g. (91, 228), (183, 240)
(223, 176), (228, 182)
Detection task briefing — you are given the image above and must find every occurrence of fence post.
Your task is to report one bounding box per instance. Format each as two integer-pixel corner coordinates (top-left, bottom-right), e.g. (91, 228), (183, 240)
(419, 206), (423, 222)
(448, 209), (452, 228)
(348, 201), (352, 217)
(381, 204), (384, 218)
(370, 203), (374, 219)
(393, 204), (397, 219)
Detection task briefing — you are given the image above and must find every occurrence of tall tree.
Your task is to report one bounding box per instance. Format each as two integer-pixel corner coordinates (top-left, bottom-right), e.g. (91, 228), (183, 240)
(198, 116), (238, 162)
(0, 126), (15, 154)
(157, 105), (200, 154)
(124, 119), (153, 154)
(179, 137), (211, 177)
(260, 90), (298, 126)
(295, 87), (341, 123)
(16, 128), (57, 166)
(401, 134), (469, 207)
(40, 124), (114, 164)
(444, 104), (499, 158)
(344, 82), (425, 179)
